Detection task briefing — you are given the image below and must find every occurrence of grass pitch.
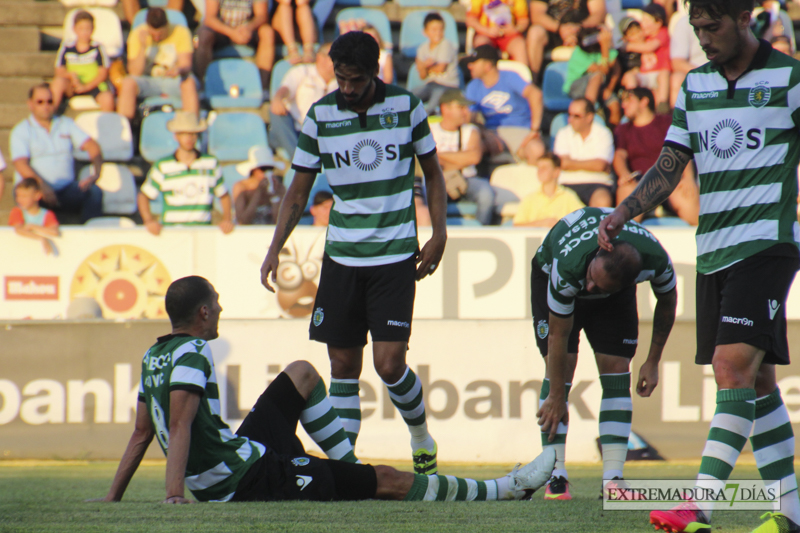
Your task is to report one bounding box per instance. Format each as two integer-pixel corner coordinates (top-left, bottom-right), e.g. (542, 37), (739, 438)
(0, 461), (765, 532)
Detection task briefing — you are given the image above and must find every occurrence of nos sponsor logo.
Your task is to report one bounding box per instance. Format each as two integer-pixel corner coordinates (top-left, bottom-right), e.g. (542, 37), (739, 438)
(333, 142), (399, 171)
(4, 276), (59, 300)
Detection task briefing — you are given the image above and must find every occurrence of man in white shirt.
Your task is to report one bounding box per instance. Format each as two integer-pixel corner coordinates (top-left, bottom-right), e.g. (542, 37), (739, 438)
(430, 89), (496, 225)
(269, 43), (337, 160)
(552, 97), (614, 207)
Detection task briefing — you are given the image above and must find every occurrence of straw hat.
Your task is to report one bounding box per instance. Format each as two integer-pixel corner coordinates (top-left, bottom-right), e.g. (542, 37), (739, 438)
(166, 111), (208, 133)
(236, 146), (285, 176)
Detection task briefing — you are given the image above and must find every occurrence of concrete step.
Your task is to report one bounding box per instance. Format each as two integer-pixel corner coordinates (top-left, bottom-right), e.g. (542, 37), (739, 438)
(0, 77), (45, 104)
(0, 52), (57, 77)
(0, 103), (30, 129)
(0, 27), (40, 53)
(0, 1), (66, 27)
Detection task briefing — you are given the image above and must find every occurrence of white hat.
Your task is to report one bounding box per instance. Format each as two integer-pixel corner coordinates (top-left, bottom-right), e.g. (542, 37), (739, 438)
(166, 111), (208, 133)
(236, 146), (285, 176)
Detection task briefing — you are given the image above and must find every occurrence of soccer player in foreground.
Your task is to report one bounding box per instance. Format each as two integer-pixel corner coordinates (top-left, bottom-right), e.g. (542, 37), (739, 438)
(535, 207), (677, 500)
(598, 1), (800, 531)
(260, 31), (448, 476)
(95, 276), (556, 504)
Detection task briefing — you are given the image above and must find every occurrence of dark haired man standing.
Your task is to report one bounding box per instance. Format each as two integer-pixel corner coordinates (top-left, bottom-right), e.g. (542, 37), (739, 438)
(535, 207), (677, 501)
(260, 31), (448, 475)
(599, 1), (800, 531)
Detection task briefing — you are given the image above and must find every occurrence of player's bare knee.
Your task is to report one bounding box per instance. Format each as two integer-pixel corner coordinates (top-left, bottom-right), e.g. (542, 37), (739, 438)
(283, 360), (320, 392)
(754, 364), (778, 397)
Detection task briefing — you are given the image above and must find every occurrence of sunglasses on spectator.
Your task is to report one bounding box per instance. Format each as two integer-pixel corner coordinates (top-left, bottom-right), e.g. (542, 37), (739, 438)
(568, 113), (585, 118)
(35, 99), (53, 104)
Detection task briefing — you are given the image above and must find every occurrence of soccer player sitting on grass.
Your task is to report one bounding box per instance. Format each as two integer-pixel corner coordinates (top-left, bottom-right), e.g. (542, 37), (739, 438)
(95, 276), (556, 504)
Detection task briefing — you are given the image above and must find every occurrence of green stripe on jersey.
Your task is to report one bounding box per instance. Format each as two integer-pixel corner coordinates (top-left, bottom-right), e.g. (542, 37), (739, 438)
(665, 46), (800, 273)
(140, 335), (262, 501)
(292, 81), (437, 266)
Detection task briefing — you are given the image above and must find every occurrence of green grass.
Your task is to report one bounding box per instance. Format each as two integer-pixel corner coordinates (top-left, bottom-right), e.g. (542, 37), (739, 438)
(0, 461), (769, 532)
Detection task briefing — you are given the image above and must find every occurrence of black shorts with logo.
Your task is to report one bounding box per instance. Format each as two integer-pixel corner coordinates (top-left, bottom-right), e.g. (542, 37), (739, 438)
(696, 244), (799, 365)
(531, 259), (639, 358)
(232, 372), (377, 502)
(309, 253), (417, 347)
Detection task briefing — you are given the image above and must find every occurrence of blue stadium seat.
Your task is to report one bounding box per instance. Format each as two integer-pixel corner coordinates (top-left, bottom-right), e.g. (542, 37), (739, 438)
(131, 8), (187, 28)
(270, 59), (293, 99)
(208, 112), (268, 161)
(621, 0), (649, 9)
(446, 202), (478, 218)
(140, 96), (182, 114)
(400, 10), (458, 58)
(542, 61), (571, 112)
(221, 164), (247, 193)
(396, 0), (451, 7)
(139, 111), (178, 163)
(335, 8), (392, 46)
(642, 216), (691, 227)
(335, 0), (385, 7)
(146, 0), (169, 6)
(305, 173), (333, 211)
(213, 45), (255, 60)
(406, 63), (424, 93)
(205, 59), (263, 109)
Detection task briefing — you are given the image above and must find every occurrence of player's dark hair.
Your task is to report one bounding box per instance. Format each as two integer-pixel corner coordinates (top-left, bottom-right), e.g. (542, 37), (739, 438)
(165, 276), (215, 328)
(539, 151), (561, 168)
(685, 0), (754, 21)
(146, 7), (168, 29)
(313, 190), (333, 205)
(597, 241), (643, 289)
(16, 177), (40, 192)
(424, 11), (444, 28)
(74, 10), (95, 26)
(573, 97), (595, 116)
(329, 31), (380, 75)
(630, 86), (656, 113)
(28, 82), (51, 100)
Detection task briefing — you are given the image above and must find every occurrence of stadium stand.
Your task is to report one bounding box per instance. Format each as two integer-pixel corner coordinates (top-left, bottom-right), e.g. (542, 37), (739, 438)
(73, 111), (134, 162)
(490, 163), (540, 219)
(541, 61), (571, 113)
(131, 7), (188, 28)
(79, 163), (138, 216)
(205, 59), (263, 109)
(399, 9), (458, 58)
(139, 111), (180, 163)
(335, 8), (392, 46)
(208, 112), (268, 161)
(497, 59), (532, 83)
(62, 7), (123, 58)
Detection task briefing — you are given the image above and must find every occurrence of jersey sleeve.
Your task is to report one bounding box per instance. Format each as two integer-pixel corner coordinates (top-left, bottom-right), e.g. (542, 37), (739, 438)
(212, 162), (227, 198)
(10, 122), (31, 160)
(664, 85), (693, 154)
(292, 105), (322, 173)
(8, 207), (23, 226)
(410, 97), (437, 158)
(140, 166), (163, 200)
(468, 0), (484, 19)
(173, 26), (194, 54)
(787, 62), (800, 129)
(43, 209), (59, 227)
(55, 44), (67, 68)
(650, 256), (677, 294)
(547, 257), (581, 317)
(512, 0), (528, 22)
(96, 43), (110, 68)
(170, 342), (211, 394)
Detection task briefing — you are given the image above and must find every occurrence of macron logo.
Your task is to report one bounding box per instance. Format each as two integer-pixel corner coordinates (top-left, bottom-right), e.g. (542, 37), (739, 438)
(769, 300), (780, 320)
(387, 320), (410, 328)
(722, 316), (754, 326)
(296, 475), (313, 491)
(622, 339), (638, 345)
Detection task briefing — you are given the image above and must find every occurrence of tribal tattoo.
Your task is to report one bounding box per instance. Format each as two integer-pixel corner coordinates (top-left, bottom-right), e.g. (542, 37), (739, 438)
(621, 147), (693, 220)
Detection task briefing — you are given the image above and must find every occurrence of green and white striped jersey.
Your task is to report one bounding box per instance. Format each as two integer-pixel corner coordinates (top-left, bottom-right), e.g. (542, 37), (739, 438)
(665, 40), (800, 274)
(292, 79), (438, 267)
(534, 208), (676, 316)
(140, 152), (227, 225)
(138, 334), (264, 502)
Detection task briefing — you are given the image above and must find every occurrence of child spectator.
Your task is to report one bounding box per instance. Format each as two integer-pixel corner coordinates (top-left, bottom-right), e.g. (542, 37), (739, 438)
(618, 17), (642, 79)
(413, 12), (460, 115)
(9, 178), (60, 255)
(563, 26), (621, 126)
(363, 24), (393, 84)
(232, 146), (285, 224)
(467, 0), (529, 66)
(513, 152), (583, 227)
(272, 0), (316, 63)
(620, 3), (671, 113)
(51, 10), (115, 112)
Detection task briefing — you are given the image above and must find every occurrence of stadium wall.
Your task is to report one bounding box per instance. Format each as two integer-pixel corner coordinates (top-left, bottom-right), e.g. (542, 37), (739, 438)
(3, 319), (800, 462)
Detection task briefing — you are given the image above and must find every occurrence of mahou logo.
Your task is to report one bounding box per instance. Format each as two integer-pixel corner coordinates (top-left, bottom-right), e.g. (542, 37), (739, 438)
(4, 276), (59, 300)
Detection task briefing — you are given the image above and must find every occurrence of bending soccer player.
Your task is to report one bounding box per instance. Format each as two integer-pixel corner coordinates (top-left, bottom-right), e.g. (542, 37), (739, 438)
(97, 277), (555, 504)
(599, 1), (800, 531)
(535, 207), (677, 500)
(260, 31), (448, 475)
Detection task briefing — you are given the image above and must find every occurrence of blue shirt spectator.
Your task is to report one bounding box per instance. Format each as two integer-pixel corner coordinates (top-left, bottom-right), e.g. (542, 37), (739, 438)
(466, 65), (532, 128)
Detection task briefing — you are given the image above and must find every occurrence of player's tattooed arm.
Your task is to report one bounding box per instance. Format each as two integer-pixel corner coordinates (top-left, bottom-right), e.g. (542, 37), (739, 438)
(618, 146), (692, 220)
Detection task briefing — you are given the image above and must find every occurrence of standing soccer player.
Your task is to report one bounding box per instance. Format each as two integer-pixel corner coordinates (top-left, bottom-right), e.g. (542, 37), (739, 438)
(599, 1), (800, 531)
(260, 31), (448, 475)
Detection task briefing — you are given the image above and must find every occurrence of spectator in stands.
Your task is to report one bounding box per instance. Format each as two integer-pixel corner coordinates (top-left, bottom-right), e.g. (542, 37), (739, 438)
(552, 97), (613, 207)
(363, 24), (393, 85)
(431, 89), (496, 225)
(771, 34), (793, 55)
(121, 0), (185, 26)
(272, 0), (316, 64)
(193, 0), (276, 92)
(232, 146), (285, 224)
(269, 43), (336, 160)
(619, 3), (670, 114)
(51, 11), (114, 113)
(563, 26), (621, 126)
(9, 178), (60, 255)
(11, 83), (104, 223)
(614, 87), (698, 225)
(466, 0), (529, 66)
(465, 45), (544, 165)
(118, 8), (199, 120)
(310, 190), (333, 226)
(527, 0), (607, 81)
(137, 111), (234, 235)
(669, 13), (704, 108)
(413, 12), (460, 115)
(513, 151), (583, 227)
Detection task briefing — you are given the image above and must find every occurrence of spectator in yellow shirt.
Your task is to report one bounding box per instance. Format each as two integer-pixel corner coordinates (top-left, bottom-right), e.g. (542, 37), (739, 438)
(467, 0), (529, 66)
(513, 152), (584, 227)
